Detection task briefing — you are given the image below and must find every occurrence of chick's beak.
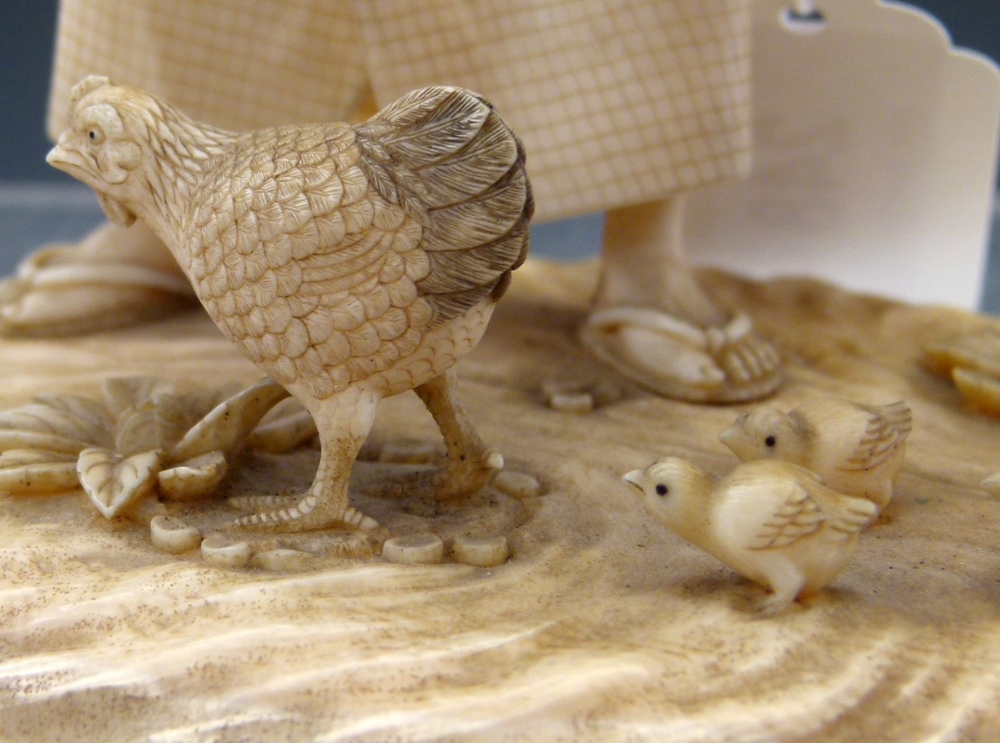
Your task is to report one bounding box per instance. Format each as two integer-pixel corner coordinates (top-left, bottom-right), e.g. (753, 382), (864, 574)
(623, 469), (646, 494)
(719, 424), (744, 454)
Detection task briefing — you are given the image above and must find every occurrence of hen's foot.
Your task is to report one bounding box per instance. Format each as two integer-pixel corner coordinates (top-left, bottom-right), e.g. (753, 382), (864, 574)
(229, 492), (378, 532)
(412, 370), (504, 500)
(437, 446), (504, 500)
(0, 221), (195, 336)
(387, 446), (504, 502)
(579, 308), (781, 403)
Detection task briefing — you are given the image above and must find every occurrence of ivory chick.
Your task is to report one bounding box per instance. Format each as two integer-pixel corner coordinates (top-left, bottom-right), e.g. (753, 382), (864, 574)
(48, 76), (532, 532)
(720, 399), (912, 510)
(624, 457), (877, 614)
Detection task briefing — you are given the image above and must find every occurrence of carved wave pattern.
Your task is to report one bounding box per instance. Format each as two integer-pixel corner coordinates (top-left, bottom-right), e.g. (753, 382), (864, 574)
(2, 262), (1000, 740)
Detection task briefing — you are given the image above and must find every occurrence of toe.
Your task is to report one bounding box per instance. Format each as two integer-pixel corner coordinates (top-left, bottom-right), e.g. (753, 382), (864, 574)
(232, 493), (380, 532)
(580, 306), (780, 402)
(483, 448), (505, 471)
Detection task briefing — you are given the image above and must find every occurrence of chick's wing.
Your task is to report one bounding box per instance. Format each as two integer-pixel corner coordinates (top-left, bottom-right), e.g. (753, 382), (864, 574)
(713, 466), (826, 552)
(840, 402), (911, 472)
(743, 478), (826, 550)
(814, 490), (878, 537)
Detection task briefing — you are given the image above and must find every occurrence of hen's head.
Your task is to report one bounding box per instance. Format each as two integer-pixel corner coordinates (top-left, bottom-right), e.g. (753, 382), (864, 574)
(47, 76), (156, 227)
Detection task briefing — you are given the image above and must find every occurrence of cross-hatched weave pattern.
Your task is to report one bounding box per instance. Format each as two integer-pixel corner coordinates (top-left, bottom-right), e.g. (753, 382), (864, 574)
(47, 0), (369, 140)
(356, 0), (752, 221)
(47, 0), (749, 224)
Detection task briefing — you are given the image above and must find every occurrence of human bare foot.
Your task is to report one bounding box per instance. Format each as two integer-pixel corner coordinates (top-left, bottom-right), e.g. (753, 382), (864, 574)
(580, 198), (781, 403)
(0, 220), (196, 336)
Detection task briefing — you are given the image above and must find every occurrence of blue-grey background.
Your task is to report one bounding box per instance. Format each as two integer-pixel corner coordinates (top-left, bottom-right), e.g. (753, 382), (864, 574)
(1, 2), (998, 310)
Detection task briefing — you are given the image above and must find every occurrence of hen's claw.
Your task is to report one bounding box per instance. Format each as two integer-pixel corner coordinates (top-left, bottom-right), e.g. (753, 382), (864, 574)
(434, 445), (504, 501)
(400, 445), (504, 502)
(231, 492), (379, 532)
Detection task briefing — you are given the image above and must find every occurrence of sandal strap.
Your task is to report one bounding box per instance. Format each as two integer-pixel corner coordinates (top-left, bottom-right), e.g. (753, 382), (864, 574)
(585, 306), (709, 351)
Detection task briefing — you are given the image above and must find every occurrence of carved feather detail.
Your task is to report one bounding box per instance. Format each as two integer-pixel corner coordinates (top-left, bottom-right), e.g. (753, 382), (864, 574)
(841, 401), (912, 472)
(746, 482), (825, 550)
(356, 86), (533, 324)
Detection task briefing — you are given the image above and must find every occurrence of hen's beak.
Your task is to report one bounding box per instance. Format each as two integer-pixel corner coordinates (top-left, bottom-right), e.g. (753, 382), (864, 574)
(623, 469), (646, 495)
(46, 142), (87, 174)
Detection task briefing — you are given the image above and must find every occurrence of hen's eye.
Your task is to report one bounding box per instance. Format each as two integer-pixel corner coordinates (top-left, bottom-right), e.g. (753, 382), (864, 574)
(765, 435), (776, 447)
(655, 484), (668, 496)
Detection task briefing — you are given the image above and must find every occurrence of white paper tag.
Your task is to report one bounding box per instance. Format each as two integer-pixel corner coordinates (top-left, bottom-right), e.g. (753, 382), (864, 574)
(685, 0), (1000, 309)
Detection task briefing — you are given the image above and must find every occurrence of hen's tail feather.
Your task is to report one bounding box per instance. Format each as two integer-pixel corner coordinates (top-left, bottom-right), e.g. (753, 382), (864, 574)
(422, 219), (529, 295)
(356, 85), (532, 326)
(422, 163), (529, 253)
(417, 116), (520, 208)
(360, 87), (493, 170)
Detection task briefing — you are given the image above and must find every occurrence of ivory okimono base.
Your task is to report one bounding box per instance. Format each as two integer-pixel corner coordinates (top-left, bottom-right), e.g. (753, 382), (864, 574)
(2, 258), (999, 741)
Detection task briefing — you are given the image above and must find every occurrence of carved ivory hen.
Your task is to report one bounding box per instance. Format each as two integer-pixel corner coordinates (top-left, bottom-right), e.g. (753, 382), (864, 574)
(48, 75), (533, 531)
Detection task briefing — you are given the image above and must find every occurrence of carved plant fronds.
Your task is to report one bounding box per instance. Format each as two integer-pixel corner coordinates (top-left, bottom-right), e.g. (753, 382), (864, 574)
(0, 376), (316, 518)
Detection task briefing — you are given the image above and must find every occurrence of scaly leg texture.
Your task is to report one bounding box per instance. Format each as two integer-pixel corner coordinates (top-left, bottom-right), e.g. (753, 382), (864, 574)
(413, 369), (504, 501)
(233, 386), (381, 532)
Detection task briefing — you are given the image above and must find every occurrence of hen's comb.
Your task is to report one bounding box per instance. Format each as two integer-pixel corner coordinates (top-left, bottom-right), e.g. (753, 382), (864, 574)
(69, 75), (112, 110)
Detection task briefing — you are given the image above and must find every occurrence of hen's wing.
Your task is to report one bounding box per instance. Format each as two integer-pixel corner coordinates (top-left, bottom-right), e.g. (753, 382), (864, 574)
(840, 401), (912, 471)
(354, 86), (533, 324)
(189, 124), (434, 399)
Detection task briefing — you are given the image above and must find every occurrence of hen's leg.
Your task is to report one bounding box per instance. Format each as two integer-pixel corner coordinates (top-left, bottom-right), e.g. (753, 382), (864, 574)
(580, 197), (781, 403)
(234, 386), (381, 532)
(0, 221), (196, 336)
(413, 369), (504, 501)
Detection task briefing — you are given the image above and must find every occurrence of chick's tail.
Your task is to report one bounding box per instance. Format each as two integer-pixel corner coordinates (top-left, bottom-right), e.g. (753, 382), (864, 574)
(877, 400), (913, 441)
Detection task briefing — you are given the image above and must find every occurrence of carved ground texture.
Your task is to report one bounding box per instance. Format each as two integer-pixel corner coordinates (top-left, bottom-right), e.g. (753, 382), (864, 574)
(2, 258), (1000, 742)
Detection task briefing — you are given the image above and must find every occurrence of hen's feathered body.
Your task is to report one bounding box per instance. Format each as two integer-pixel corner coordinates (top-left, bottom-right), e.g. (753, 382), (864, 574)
(184, 89), (529, 400)
(49, 77), (532, 531)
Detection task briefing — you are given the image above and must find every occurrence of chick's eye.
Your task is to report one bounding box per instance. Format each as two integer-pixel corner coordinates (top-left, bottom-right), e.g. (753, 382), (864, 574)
(655, 483), (668, 496)
(89, 131), (96, 140)
(765, 435), (776, 447)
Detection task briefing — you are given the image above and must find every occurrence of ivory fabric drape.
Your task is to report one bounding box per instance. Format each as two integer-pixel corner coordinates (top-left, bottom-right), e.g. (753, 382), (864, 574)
(47, 0), (751, 222)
